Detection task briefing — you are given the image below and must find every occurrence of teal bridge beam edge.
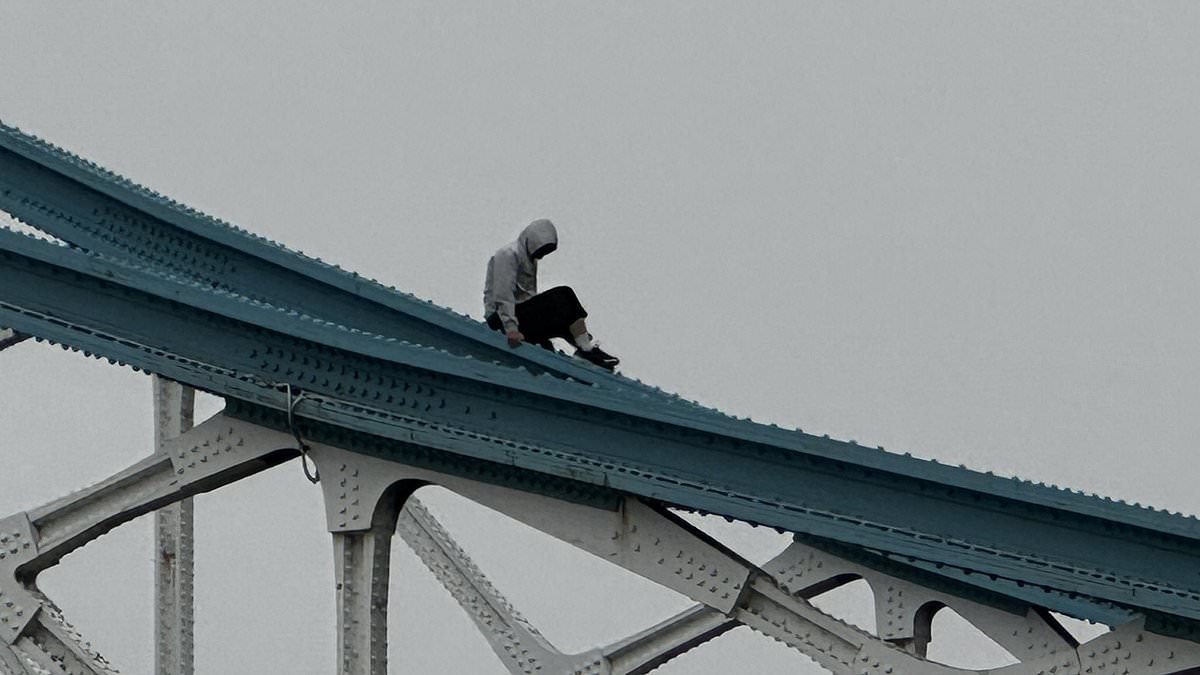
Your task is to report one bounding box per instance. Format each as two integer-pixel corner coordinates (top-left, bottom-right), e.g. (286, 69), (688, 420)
(0, 122), (1192, 539)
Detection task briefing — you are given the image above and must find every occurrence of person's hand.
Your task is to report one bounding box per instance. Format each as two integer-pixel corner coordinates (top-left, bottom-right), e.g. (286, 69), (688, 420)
(506, 330), (525, 348)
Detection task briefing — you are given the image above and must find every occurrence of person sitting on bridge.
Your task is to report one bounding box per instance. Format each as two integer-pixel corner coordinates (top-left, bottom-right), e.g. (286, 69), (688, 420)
(484, 219), (619, 370)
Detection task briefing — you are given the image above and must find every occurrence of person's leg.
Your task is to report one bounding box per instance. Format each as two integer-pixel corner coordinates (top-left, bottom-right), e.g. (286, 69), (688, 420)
(539, 287), (618, 368)
(512, 287), (619, 368)
(567, 318), (594, 349)
(513, 286), (586, 344)
(572, 323), (618, 369)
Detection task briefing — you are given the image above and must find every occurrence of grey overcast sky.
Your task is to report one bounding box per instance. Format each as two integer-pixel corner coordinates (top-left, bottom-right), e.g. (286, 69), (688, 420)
(2, 2), (1199, 673)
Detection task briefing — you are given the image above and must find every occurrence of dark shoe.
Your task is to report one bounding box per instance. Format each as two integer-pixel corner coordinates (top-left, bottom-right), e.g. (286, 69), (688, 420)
(575, 344), (619, 371)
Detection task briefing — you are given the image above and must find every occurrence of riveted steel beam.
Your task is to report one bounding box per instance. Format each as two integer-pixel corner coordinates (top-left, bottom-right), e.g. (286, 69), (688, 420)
(153, 377), (195, 675)
(601, 606), (734, 675)
(393, 484), (1200, 674)
(743, 542), (1200, 675)
(0, 645), (29, 675)
(0, 413), (298, 675)
(8, 121), (1200, 644)
(334, 501), (398, 675)
(398, 494), (743, 675)
(306, 444), (752, 614)
(7, 594), (122, 675)
(399, 494), (747, 675)
(0, 122), (649, 392)
(3, 117), (1200, 674)
(16, 419), (295, 579)
(0, 415), (296, 636)
(0, 397), (1195, 675)
(763, 539), (1077, 660)
(1075, 618), (1200, 675)
(396, 498), (613, 675)
(4, 232), (1200, 638)
(307, 445), (991, 674)
(308, 444), (1056, 674)
(312, 445), (749, 674)
(0, 515), (38, 644)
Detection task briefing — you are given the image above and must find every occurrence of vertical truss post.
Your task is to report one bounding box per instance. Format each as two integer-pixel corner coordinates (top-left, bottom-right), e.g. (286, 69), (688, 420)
(334, 497), (400, 675)
(153, 377), (195, 675)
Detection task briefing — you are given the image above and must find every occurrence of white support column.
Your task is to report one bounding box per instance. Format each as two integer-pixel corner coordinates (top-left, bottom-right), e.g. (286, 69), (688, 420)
(334, 499), (399, 675)
(153, 377), (195, 675)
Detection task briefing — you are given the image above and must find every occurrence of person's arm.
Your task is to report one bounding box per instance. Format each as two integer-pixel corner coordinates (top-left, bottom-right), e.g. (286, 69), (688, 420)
(490, 250), (524, 346)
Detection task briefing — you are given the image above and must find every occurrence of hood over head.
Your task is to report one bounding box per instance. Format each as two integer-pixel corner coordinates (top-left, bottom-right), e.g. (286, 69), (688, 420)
(519, 219), (558, 260)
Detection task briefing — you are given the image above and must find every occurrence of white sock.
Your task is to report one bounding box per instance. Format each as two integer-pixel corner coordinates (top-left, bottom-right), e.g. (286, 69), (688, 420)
(574, 332), (595, 351)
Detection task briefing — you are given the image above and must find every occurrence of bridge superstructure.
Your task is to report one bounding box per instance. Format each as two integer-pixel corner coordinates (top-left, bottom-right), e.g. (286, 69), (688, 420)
(1, 121), (1199, 674)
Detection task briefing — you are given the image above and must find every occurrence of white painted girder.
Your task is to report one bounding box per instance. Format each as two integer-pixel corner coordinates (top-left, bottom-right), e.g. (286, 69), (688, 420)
(152, 377), (196, 675)
(335, 502), (399, 675)
(397, 497), (613, 675)
(307, 446), (753, 616)
(369, 458), (1200, 674)
(763, 540), (1077, 660)
(2, 410), (1200, 674)
(309, 443), (963, 673)
(11, 591), (121, 675)
(397, 494), (757, 674)
(602, 605), (736, 675)
(308, 443), (757, 674)
(0, 414), (300, 674)
(0, 645), (26, 675)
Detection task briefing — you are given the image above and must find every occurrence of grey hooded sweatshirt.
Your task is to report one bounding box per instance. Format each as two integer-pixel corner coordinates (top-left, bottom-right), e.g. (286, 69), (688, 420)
(483, 219), (559, 333)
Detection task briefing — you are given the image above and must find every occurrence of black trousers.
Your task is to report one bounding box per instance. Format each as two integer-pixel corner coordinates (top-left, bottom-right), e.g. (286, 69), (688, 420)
(487, 286), (588, 347)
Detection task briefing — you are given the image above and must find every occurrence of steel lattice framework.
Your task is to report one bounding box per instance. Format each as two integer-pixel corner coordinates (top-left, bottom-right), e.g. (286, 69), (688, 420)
(2, 121), (1200, 674)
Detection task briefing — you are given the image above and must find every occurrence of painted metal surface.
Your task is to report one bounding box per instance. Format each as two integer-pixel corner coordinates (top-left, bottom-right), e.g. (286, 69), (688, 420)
(152, 378), (195, 675)
(5, 121), (1200, 672)
(761, 539), (1078, 660)
(0, 122), (664, 395)
(396, 497), (621, 674)
(321, 442), (1200, 674)
(334, 510), (397, 675)
(5, 203), (1200, 640)
(0, 415), (297, 673)
(3, 121), (1200, 638)
(2, 410), (1200, 673)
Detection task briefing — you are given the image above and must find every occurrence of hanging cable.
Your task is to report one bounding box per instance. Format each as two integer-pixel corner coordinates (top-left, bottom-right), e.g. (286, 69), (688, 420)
(285, 384), (320, 484)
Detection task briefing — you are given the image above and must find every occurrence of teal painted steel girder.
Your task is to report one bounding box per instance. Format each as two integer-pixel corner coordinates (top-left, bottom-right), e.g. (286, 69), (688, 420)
(0, 121), (691, 402)
(0, 224), (1195, 636)
(3, 121), (1200, 639)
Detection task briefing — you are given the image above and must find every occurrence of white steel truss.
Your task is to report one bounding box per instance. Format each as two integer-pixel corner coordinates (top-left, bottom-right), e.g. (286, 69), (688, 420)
(1, 378), (1200, 674)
